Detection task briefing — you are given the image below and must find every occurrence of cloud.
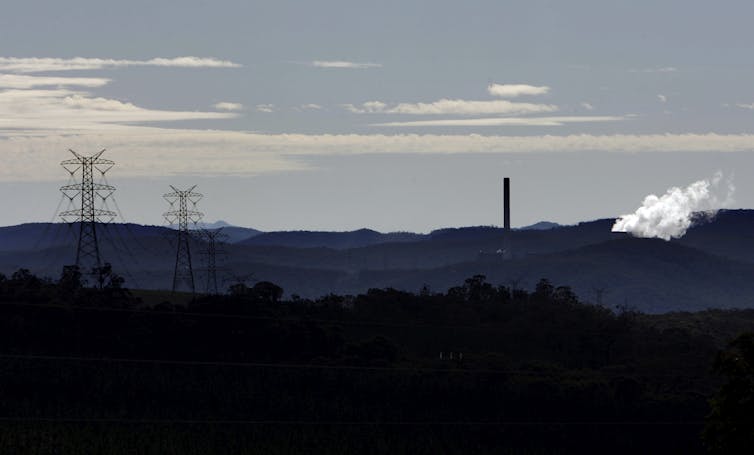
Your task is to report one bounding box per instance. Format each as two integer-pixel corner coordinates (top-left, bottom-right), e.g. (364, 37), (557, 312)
(342, 101), (388, 113)
(487, 83), (550, 98)
(657, 94), (667, 103)
(298, 103), (323, 110)
(310, 60), (381, 69)
(255, 104), (275, 113)
(372, 116), (623, 127)
(612, 172), (735, 240)
(0, 56), (241, 73)
(344, 99), (557, 116)
(580, 102), (595, 111)
(0, 74), (110, 88)
(5, 131), (754, 182)
(0, 88), (236, 132)
(213, 102), (244, 111)
(630, 67), (678, 73)
(736, 103), (754, 110)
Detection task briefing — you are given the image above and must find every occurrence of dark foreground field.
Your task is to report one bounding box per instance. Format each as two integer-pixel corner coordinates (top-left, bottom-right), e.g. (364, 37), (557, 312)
(0, 270), (752, 454)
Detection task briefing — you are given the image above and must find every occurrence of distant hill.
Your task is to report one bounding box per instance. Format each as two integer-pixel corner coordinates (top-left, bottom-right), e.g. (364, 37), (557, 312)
(348, 237), (754, 313)
(3, 210), (754, 313)
(173, 221), (263, 243)
(212, 226), (263, 243)
(518, 221), (561, 230)
(239, 228), (423, 249)
(675, 209), (754, 263)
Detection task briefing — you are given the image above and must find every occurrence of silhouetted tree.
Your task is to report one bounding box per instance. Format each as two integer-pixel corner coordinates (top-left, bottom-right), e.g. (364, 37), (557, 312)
(58, 265), (83, 299)
(251, 281), (283, 303)
(464, 274), (495, 302)
(91, 263), (124, 290)
(704, 332), (754, 453)
(534, 278), (554, 298)
(553, 285), (578, 304)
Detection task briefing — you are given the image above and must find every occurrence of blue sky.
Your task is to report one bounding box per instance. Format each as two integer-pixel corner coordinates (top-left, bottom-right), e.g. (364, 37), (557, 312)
(2, 0), (754, 231)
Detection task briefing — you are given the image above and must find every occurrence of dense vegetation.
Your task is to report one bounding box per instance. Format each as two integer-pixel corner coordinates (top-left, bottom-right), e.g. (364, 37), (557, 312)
(0, 268), (752, 453)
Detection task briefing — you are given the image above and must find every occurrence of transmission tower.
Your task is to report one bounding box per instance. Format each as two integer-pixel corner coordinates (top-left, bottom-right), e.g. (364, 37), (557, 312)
(59, 149), (116, 273)
(163, 185), (203, 293)
(199, 228), (228, 295)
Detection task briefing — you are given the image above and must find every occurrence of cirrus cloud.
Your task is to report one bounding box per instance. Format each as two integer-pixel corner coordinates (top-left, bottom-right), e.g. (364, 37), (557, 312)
(0, 74), (111, 88)
(4, 130), (754, 182)
(344, 99), (557, 116)
(311, 60), (382, 69)
(371, 116), (623, 127)
(213, 102), (244, 111)
(0, 56), (241, 73)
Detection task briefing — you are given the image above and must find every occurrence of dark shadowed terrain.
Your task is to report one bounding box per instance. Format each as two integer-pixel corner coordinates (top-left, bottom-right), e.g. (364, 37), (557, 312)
(3, 210), (754, 313)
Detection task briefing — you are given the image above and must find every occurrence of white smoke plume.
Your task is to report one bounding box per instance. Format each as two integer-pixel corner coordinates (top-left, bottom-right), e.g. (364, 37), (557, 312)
(611, 172), (735, 240)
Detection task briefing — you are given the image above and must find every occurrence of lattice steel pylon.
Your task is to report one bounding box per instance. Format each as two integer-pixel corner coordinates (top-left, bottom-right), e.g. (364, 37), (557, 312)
(163, 185), (203, 293)
(59, 149), (116, 273)
(200, 228), (228, 295)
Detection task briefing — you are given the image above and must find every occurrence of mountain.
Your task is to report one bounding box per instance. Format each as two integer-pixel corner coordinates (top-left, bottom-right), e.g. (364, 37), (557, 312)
(175, 221), (263, 243)
(675, 209), (754, 262)
(213, 226), (263, 243)
(4, 210), (754, 313)
(518, 221), (561, 230)
(347, 237), (754, 313)
(239, 228), (423, 249)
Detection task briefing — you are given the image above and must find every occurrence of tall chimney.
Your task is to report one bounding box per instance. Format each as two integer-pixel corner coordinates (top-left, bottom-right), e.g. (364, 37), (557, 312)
(503, 177), (510, 231)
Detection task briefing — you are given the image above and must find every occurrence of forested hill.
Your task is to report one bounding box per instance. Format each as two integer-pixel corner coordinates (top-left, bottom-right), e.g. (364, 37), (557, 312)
(2, 210), (754, 312)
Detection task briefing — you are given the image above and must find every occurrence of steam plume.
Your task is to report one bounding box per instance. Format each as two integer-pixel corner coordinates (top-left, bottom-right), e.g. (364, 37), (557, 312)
(611, 172), (734, 240)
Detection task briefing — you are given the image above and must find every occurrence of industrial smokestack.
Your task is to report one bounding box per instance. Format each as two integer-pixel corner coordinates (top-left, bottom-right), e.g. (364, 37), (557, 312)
(503, 177), (512, 260)
(503, 177), (510, 231)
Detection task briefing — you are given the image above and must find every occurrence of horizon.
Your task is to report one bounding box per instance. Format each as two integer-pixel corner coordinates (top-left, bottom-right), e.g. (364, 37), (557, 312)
(1, 208), (742, 235)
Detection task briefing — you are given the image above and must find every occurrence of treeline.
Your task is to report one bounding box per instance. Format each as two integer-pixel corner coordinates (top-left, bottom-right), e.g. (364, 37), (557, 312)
(0, 269), (752, 453)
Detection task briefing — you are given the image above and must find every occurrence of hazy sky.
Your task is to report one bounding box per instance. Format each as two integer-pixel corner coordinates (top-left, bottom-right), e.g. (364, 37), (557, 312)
(3, 0), (754, 232)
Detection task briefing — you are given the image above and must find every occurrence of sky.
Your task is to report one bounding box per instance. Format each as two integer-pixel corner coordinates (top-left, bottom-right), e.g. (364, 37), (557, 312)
(2, 0), (754, 232)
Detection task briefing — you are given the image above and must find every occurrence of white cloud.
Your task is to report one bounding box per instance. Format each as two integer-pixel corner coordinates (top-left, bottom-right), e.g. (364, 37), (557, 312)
(736, 103), (754, 110)
(298, 103), (323, 110)
(657, 94), (667, 103)
(630, 67), (678, 73)
(311, 60), (382, 69)
(0, 74), (110, 88)
(344, 99), (557, 116)
(0, 56), (241, 73)
(580, 102), (595, 111)
(487, 83), (550, 98)
(0, 88), (236, 132)
(371, 116), (623, 127)
(4, 130), (754, 182)
(342, 101), (388, 113)
(255, 104), (275, 113)
(213, 102), (244, 111)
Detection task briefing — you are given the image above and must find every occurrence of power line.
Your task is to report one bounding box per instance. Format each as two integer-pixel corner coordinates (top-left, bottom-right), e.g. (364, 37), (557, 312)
(0, 353), (708, 379)
(0, 416), (707, 426)
(0, 300), (640, 333)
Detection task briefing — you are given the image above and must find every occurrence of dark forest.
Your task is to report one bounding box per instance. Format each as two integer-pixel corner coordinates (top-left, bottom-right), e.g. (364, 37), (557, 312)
(0, 268), (752, 454)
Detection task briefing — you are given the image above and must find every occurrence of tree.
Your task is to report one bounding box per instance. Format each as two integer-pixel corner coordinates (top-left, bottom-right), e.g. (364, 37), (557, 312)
(92, 263), (123, 289)
(251, 281), (284, 303)
(534, 278), (554, 298)
(58, 265), (83, 296)
(463, 274), (495, 302)
(704, 332), (754, 453)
